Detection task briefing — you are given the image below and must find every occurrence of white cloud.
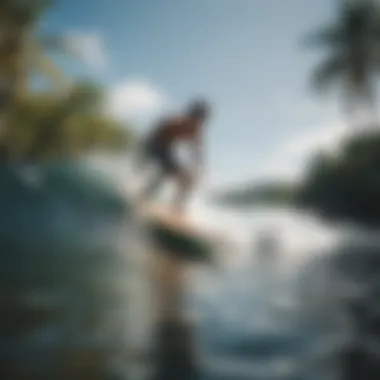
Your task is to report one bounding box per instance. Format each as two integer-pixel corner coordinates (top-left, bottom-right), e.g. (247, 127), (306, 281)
(258, 120), (350, 182)
(107, 80), (167, 122)
(65, 31), (108, 72)
(262, 120), (379, 183)
(278, 122), (347, 160)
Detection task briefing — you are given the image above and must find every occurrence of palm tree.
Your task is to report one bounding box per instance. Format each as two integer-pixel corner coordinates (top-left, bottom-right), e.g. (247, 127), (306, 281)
(306, 0), (380, 126)
(0, 0), (83, 160)
(0, 0), (72, 103)
(6, 81), (134, 160)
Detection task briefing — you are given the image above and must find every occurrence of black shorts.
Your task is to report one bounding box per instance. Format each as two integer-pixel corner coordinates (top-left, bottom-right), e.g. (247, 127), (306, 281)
(145, 141), (180, 174)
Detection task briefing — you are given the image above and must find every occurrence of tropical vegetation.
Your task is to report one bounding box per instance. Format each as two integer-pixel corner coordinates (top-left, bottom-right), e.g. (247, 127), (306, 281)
(306, 0), (380, 126)
(0, 0), (132, 161)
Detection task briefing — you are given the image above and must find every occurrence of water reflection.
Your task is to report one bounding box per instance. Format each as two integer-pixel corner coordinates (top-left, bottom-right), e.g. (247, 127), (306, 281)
(189, 247), (340, 380)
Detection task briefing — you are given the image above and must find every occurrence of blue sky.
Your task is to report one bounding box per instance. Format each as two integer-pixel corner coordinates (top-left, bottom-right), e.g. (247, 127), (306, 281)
(43, 0), (343, 188)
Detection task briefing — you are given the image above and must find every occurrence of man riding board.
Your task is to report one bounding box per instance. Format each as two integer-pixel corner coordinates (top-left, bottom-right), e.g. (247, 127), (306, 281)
(139, 99), (210, 214)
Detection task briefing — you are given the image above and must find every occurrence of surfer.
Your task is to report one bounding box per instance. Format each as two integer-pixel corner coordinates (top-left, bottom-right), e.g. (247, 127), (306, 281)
(139, 99), (210, 214)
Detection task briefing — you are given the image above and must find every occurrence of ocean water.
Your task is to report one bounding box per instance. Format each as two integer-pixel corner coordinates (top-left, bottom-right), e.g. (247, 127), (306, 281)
(187, 257), (343, 380)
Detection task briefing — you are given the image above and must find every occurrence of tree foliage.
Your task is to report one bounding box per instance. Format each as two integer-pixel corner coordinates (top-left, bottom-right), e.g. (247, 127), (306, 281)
(0, 0), (73, 101)
(0, 0), (135, 162)
(306, 0), (380, 91)
(5, 81), (133, 160)
(304, 0), (380, 124)
(213, 130), (380, 228)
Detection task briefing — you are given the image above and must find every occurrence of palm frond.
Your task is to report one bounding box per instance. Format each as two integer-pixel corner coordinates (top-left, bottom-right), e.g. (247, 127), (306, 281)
(39, 34), (81, 58)
(6, 0), (53, 26)
(311, 54), (345, 93)
(303, 25), (346, 49)
(30, 39), (71, 91)
(64, 82), (104, 112)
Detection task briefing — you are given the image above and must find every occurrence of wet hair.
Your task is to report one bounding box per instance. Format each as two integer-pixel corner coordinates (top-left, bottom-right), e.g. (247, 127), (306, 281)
(187, 99), (210, 120)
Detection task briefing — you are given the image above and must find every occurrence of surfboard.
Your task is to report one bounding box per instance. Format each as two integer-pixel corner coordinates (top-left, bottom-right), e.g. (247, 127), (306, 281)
(139, 202), (215, 263)
(140, 203), (205, 236)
